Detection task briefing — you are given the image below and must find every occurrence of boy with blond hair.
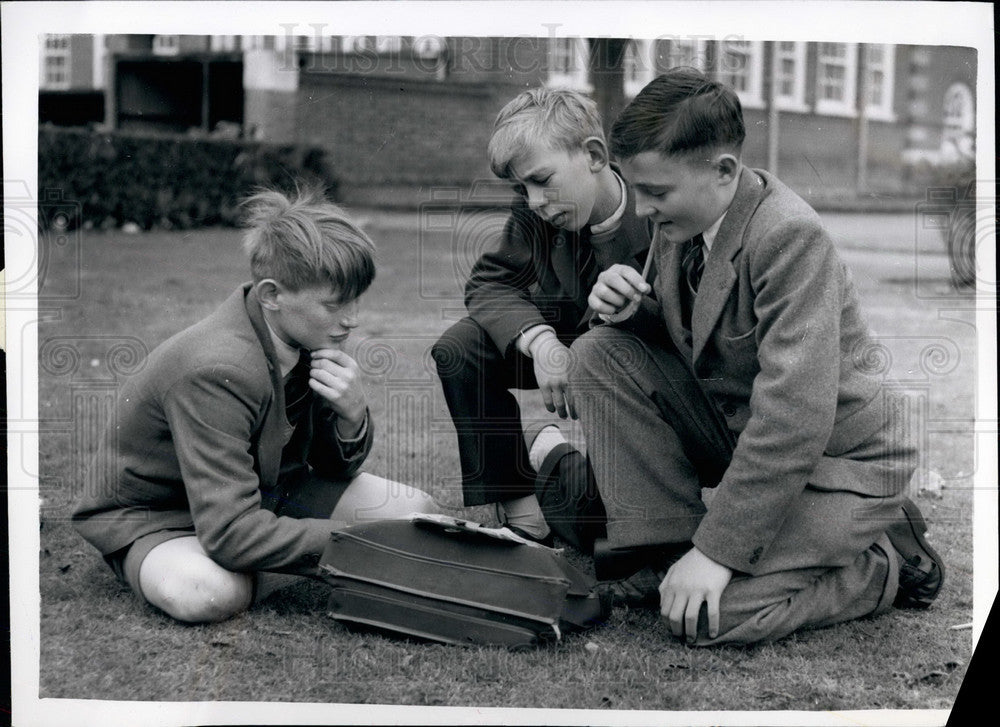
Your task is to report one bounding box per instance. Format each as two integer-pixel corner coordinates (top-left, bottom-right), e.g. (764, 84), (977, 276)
(575, 68), (944, 645)
(433, 88), (649, 550)
(74, 187), (438, 623)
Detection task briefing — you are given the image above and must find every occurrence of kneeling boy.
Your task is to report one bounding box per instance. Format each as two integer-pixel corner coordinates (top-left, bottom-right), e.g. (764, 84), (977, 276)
(575, 69), (944, 645)
(73, 188), (438, 623)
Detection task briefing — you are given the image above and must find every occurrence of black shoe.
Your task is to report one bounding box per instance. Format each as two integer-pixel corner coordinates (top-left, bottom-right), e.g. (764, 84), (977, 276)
(597, 566), (666, 608)
(886, 497), (945, 609)
(594, 541), (690, 608)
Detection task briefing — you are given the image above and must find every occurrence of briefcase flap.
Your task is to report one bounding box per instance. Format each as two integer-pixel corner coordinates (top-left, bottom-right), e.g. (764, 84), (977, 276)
(319, 519), (571, 624)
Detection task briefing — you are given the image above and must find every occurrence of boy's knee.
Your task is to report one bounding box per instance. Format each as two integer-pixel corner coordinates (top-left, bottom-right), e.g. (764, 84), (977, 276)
(141, 557), (253, 623)
(569, 327), (638, 384)
(432, 318), (484, 376)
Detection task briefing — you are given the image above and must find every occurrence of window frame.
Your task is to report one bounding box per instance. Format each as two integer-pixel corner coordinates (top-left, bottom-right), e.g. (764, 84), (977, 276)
(815, 42), (858, 117)
(863, 43), (896, 122)
(773, 41), (808, 112)
(717, 39), (764, 109)
(546, 36), (592, 93)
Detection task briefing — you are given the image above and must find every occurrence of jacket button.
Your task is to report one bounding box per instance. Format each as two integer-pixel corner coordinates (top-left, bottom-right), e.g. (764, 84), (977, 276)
(722, 402), (737, 417)
(749, 546), (763, 565)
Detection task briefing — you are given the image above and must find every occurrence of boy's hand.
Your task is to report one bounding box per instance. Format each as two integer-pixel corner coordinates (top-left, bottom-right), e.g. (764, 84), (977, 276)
(659, 546), (733, 643)
(588, 264), (651, 317)
(529, 332), (576, 419)
(309, 349), (368, 437)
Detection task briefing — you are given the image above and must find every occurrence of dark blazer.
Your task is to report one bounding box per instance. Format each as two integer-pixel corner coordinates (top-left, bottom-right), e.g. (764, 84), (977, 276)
(653, 168), (917, 574)
(465, 167), (650, 355)
(72, 284), (373, 575)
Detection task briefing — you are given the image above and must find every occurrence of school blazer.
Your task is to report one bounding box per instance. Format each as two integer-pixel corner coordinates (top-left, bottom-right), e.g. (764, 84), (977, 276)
(465, 166), (650, 356)
(72, 284), (373, 575)
(653, 168), (917, 573)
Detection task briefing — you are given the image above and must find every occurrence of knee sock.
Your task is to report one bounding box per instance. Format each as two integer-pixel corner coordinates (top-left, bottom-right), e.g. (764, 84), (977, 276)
(528, 425), (568, 472)
(499, 494), (551, 540)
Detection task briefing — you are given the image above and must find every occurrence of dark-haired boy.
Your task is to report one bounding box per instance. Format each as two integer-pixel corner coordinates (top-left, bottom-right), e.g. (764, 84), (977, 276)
(432, 88), (649, 551)
(73, 188), (438, 623)
(573, 68), (944, 645)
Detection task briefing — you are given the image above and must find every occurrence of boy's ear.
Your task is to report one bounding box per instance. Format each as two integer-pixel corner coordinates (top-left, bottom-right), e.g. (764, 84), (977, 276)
(714, 153), (741, 185)
(256, 279), (282, 310)
(583, 137), (610, 172)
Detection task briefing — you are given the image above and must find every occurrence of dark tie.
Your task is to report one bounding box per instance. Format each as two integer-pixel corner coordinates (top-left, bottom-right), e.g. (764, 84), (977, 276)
(680, 234), (706, 335)
(283, 349), (313, 426)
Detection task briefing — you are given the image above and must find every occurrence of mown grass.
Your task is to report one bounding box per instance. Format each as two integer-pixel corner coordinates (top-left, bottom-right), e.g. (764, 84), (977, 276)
(36, 209), (977, 716)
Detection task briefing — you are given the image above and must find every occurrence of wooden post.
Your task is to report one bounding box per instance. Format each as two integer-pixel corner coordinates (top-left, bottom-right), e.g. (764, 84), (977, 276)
(202, 58), (211, 133)
(856, 44), (869, 194)
(766, 42), (780, 175)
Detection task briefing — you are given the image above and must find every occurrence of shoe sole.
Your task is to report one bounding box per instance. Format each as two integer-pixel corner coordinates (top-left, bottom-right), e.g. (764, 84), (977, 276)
(888, 498), (946, 608)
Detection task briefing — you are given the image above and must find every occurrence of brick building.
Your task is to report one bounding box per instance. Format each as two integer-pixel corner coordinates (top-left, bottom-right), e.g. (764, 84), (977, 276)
(40, 33), (977, 207)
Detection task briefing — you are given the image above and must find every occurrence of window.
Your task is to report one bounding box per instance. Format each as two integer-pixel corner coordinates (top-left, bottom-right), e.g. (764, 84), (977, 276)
(211, 35), (240, 52)
(862, 44), (895, 121)
(668, 37), (708, 71)
(942, 82), (975, 157)
(547, 37), (591, 92)
(718, 39), (763, 108)
(623, 39), (655, 98)
(152, 35), (180, 56)
(41, 34), (71, 89)
(413, 35), (446, 59)
(773, 41), (807, 111)
(815, 42), (857, 116)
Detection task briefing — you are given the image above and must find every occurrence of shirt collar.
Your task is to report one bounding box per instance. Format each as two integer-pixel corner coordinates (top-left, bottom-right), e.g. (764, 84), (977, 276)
(589, 171), (628, 235)
(264, 318), (302, 378)
(701, 210), (727, 253)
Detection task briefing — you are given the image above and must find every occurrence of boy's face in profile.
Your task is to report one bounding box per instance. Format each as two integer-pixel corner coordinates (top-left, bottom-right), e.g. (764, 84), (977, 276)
(507, 142), (600, 232)
(269, 284), (360, 352)
(623, 150), (735, 244)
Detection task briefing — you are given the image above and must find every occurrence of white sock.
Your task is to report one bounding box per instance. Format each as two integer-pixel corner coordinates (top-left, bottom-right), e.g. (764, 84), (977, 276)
(499, 494), (550, 539)
(528, 425), (568, 472)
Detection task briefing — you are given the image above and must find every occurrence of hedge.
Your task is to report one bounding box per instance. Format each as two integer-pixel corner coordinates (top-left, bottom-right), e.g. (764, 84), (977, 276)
(38, 125), (340, 230)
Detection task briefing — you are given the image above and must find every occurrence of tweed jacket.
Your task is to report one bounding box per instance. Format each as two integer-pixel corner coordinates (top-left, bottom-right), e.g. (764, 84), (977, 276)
(465, 166), (650, 356)
(651, 168), (916, 574)
(72, 283), (374, 575)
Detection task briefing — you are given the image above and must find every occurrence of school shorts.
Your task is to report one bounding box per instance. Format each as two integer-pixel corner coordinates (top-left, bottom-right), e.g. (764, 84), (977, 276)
(103, 472), (353, 601)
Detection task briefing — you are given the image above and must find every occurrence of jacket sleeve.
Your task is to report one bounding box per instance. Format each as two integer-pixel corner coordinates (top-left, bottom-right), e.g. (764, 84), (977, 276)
(464, 204), (550, 355)
(691, 217), (849, 575)
(161, 364), (333, 574)
(308, 404), (374, 480)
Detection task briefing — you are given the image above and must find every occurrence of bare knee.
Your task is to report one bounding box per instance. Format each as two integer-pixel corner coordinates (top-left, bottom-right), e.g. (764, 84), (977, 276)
(139, 543), (253, 623)
(148, 569), (253, 623)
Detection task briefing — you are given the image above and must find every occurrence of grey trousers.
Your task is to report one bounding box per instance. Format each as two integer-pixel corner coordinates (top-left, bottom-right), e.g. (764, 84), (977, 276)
(569, 325), (903, 645)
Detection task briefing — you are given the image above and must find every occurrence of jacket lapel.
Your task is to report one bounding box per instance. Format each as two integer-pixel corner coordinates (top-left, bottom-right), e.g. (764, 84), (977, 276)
(242, 283), (287, 491)
(691, 169), (766, 363)
(655, 225), (689, 355)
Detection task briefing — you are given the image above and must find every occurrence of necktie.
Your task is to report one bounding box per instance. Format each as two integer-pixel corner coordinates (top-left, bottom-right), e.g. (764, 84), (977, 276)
(682, 233), (706, 297)
(283, 349), (313, 426)
(680, 233), (706, 334)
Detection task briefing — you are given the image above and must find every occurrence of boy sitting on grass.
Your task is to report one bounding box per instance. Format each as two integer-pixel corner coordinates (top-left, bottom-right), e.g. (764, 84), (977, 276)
(573, 68), (945, 645)
(73, 187), (439, 623)
(432, 88), (649, 552)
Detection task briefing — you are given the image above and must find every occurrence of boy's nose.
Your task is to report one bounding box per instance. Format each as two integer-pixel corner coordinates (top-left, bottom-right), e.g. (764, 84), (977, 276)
(633, 191), (656, 219)
(525, 186), (547, 211)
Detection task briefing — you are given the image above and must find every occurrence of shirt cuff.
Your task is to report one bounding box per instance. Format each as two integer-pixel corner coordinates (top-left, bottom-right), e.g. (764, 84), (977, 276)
(515, 324), (557, 357)
(336, 409), (369, 447)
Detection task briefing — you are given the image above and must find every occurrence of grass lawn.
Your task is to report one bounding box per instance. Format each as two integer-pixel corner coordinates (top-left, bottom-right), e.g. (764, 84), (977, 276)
(35, 209), (977, 717)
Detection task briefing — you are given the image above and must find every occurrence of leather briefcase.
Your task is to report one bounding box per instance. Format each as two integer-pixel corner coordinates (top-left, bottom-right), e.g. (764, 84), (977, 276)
(318, 514), (609, 648)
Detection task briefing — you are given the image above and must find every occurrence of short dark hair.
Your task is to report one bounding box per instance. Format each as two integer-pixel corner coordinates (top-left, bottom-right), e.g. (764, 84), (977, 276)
(610, 67), (746, 161)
